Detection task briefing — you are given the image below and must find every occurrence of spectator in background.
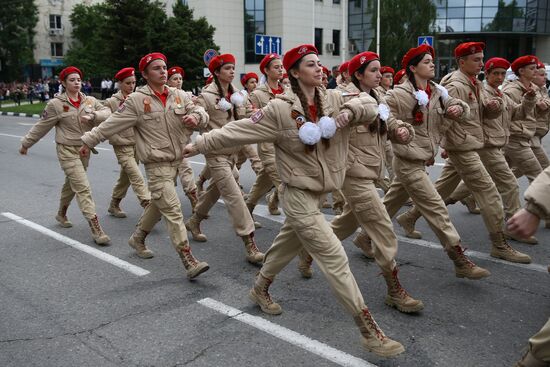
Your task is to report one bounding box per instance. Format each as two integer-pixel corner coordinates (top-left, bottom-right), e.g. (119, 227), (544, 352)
(327, 65), (340, 89)
(101, 77), (108, 99)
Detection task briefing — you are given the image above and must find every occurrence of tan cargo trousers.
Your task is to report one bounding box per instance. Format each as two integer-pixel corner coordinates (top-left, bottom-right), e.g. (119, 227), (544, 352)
(57, 144), (96, 219)
(111, 145), (150, 202)
(261, 185), (366, 315)
(331, 177), (397, 272)
(177, 157), (197, 195)
(529, 317), (550, 362)
(505, 138), (543, 183)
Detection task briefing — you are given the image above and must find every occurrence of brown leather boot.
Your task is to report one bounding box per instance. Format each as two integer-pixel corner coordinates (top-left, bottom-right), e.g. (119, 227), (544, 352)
(128, 228), (154, 258)
(177, 245), (209, 279)
(266, 192), (281, 215)
(55, 205), (72, 228)
(353, 308), (405, 357)
(241, 233), (264, 264)
(297, 249), (313, 278)
(246, 202), (262, 229)
(446, 244), (490, 279)
(87, 215), (110, 245)
(504, 228), (538, 245)
(108, 197), (127, 218)
(185, 213), (207, 242)
(353, 231), (374, 258)
(515, 350), (549, 367)
(396, 210), (422, 239)
(140, 199), (150, 208)
(490, 232), (532, 264)
(249, 273), (282, 315)
(460, 196), (480, 214)
(186, 190), (199, 213)
(382, 267), (424, 313)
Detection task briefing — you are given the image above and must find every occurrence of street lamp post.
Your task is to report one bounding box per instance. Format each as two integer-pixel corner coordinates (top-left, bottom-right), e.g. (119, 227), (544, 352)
(376, 0), (380, 56)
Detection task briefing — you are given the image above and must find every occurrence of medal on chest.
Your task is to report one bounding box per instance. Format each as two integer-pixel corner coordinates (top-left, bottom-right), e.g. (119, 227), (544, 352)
(143, 97), (152, 113)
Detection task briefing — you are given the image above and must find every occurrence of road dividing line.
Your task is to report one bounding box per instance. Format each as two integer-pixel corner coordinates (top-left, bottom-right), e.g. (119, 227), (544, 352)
(188, 160), (206, 166)
(0, 133), (24, 138)
(247, 203), (549, 274)
(1, 212), (150, 277)
(95, 147), (111, 151)
(198, 297), (378, 367)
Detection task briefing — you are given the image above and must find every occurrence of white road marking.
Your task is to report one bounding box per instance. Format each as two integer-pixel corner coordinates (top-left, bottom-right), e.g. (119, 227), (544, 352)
(95, 147), (111, 151)
(18, 122), (35, 126)
(188, 160), (206, 166)
(1, 212), (150, 277)
(198, 297), (377, 367)
(0, 133), (23, 138)
(249, 203), (549, 274)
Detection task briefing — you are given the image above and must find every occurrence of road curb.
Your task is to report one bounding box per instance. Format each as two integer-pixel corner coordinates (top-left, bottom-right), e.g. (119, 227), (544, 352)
(0, 111), (40, 119)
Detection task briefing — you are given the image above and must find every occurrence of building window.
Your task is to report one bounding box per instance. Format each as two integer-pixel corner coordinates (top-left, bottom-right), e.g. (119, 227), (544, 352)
(315, 28), (323, 55)
(51, 42), (63, 57)
(244, 0), (265, 64)
(333, 0), (341, 3)
(332, 29), (341, 56)
(49, 15), (62, 29)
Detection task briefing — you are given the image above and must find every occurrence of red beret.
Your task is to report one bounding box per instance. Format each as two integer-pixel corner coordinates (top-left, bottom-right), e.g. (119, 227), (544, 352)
(205, 75), (213, 86)
(348, 52), (379, 76)
(59, 66), (82, 81)
(401, 45), (435, 69)
(283, 44), (318, 72)
(241, 72), (259, 85)
(394, 69), (406, 85)
(260, 53), (280, 74)
(538, 61), (546, 69)
(380, 66), (395, 75)
(484, 58), (510, 72)
(208, 54), (236, 74)
(139, 52), (167, 73)
(338, 61), (350, 74)
(114, 67), (135, 81)
(322, 66), (330, 77)
(511, 55), (539, 73)
(168, 66), (185, 79)
(282, 73), (288, 79)
(454, 42), (485, 58)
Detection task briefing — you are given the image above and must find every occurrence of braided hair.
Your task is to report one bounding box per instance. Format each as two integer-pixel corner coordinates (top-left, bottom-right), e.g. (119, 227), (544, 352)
(351, 62), (386, 134)
(405, 52), (445, 119)
(213, 73), (238, 120)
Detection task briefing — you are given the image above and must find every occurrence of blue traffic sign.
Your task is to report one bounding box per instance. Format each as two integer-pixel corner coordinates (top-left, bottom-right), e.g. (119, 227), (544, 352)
(203, 49), (218, 66)
(255, 34), (282, 55)
(417, 36), (434, 47)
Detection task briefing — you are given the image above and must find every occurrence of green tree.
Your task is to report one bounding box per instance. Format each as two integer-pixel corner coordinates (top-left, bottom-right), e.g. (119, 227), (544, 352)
(483, 0), (524, 32)
(368, 0), (437, 70)
(0, 0), (38, 81)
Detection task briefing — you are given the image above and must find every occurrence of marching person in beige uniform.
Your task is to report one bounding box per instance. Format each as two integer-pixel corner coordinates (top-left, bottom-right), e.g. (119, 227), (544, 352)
(20, 66), (111, 245)
(79, 52), (209, 279)
(184, 53), (265, 265)
(503, 55), (549, 183)
(529, 62), (550, 170)
(397, 42), (532, 264)
(440, 58), (537, 234)
(184, 44), (405, 357)
(166, 66), (200, 212)
(379, 45), (490, 280)
(104, 67), (151, 218)
(327, 51), (424, 313)
(241, 72), (259, 94)
(336, 61), (351, 90)
(375, 66), (396, 192)
(507, 166), (550, 367)
(246, 53), (285, 217)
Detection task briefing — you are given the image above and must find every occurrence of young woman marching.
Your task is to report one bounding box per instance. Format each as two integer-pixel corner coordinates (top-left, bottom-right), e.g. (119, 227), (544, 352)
(241, 72), (258, 94)
(381, 45), (490, 279)
(528, 62), (550, 171)
(246, 53), (285, 217)
(80, 53), (209, 279)
(184, 44), (404, 357)
(327, 51), (423, 313)
(20, 66), (111, 245)
(184, 53), (265, 265)
(165, 66), (200, 212)
(104, 67), (151, 218)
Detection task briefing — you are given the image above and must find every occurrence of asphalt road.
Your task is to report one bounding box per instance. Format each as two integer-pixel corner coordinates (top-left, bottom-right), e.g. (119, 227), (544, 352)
(0, 115), (549, 367)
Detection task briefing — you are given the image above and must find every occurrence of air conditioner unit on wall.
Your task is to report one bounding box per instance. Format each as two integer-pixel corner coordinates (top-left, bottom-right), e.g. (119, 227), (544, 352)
(326, 43), (335, 53)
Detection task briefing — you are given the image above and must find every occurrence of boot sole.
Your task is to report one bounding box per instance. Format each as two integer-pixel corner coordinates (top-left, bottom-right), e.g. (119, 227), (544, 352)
(187, 263), (210, 279)
(385, 298), (424, 313)
(94, 237), (111, 246)
(490, 252), (531, 264)
(404, 232), (422, 239)
(108, 212), (127, 218)
(246, 256), (264, 265)
(55, 216), (73, 228)
(249, 290), (282, 315)
(268, 210), (281, 215)
(128, 239), (154, 259)
(504, 233), (538, 245)
(298, 267), (313, 278)
(185, 222), (208, 242)
(136, 252), (154, 259)
(361, 339), (405, 357)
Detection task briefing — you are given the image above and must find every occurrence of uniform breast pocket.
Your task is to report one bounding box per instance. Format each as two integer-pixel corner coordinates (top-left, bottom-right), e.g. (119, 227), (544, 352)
(173, 108), (186, 117)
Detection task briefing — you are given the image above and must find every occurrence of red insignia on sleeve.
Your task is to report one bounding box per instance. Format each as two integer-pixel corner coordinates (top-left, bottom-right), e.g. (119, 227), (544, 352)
(250, 109), (264, 124)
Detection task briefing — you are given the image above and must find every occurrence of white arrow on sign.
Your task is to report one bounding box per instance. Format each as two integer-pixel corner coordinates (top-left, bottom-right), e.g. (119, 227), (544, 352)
(276, 38), (280, 54)
(268, 37), (272, 53)
(257, 36), (264, 51)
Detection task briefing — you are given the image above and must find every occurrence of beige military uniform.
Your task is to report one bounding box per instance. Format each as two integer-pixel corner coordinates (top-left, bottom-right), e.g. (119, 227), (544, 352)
(381, 79), (469, 248)
(104, 91), (150, 204)
(194, 87), (380, 316)
(331, 84), (414, 272)
(445, 83), (536, 218)
(21, 92), (110, 219)
(503, 79), (546, 182)
(81, 85), (208, 256)
(246, 83), (284, 207)
(192, 82), (256, 236)
(529, 85), (550, 170)
(375, 85), (395, 187)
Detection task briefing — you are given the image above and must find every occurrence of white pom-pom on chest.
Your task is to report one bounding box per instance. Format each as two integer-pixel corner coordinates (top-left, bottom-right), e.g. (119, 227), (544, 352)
(435, 84), (449, 102)
(298, 121), (322, 145)
(217, 97), (232, 111)
(413, 90), (429, 106)
(230, 91), (245, 106)
(318, 116), (337, 139)
(377, 103), (390, 121)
